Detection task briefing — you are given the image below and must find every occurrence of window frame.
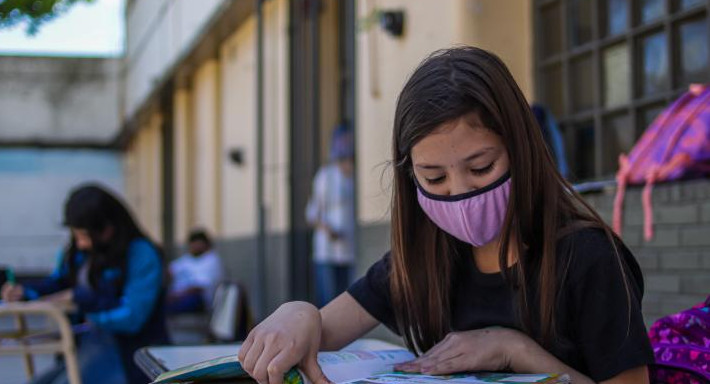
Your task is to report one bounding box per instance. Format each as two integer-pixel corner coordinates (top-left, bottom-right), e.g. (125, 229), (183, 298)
(534, 0), (709, 181)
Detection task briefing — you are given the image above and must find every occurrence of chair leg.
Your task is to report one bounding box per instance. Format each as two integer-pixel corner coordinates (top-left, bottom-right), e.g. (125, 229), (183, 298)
(63, 346), (82, 384)
(14, 314), (35, 379)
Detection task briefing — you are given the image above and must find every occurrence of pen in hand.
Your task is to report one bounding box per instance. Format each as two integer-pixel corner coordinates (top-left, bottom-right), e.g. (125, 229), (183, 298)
(6, 268), (16, 285)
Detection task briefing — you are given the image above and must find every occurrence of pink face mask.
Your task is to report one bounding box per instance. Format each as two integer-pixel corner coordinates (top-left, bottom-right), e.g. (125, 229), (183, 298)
(416, 173), (511, 247)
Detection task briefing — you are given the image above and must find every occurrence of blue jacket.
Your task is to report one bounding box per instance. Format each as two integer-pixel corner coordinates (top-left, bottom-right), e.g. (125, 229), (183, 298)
(25, 238), (169, 381)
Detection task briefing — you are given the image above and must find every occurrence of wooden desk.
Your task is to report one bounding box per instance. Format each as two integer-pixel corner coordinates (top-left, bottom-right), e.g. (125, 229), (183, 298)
(0, 301), (80, 384)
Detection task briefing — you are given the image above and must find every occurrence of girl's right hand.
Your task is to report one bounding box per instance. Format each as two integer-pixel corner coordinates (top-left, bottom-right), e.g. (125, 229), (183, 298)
(238, 301), (332, 384)
(1, 283), (24, 302)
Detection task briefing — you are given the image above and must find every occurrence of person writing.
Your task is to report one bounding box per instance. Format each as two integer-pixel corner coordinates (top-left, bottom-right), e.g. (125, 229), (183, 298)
(237, 47), (654, 384)
(1, 184), (168, 383)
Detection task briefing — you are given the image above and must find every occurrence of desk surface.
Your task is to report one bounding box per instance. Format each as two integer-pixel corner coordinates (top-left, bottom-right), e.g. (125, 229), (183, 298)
(135, 338), (403, 381)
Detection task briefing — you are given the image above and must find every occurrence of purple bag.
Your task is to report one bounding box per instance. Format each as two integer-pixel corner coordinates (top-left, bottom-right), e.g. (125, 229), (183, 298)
(648, 295), (710, 383)
(613, 84), (710, 241)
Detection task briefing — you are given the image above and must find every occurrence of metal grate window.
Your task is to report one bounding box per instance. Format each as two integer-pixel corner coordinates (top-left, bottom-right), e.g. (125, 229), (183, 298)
(534, 0), (710, 180)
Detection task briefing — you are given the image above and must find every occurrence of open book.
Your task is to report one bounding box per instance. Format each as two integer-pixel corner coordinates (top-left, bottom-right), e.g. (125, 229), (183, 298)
(151, 348), (570, 384)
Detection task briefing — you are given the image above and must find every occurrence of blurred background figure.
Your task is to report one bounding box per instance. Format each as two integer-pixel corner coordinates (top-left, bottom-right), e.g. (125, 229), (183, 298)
(167, 229), (223, 314)
(0, 184), (168, 384)
(306, 124), (356, 308)
(532, 103), (570, 179)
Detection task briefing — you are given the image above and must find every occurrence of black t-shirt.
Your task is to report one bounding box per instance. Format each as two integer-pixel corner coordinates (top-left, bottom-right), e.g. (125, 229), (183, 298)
(347, 228), (655, 382)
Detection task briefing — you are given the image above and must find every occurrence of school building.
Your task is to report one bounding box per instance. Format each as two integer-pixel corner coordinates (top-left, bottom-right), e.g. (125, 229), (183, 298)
(119, 0), (710, 324)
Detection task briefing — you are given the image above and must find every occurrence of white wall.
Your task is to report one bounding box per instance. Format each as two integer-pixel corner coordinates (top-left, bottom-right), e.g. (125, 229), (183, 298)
(0, 149), (124, 272)
(0, 56), (120, 143)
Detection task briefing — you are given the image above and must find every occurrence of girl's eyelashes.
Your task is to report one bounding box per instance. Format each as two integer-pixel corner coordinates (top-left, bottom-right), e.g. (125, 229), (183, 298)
(425, 175), (446, 185)
(471, 162), (495, 176)
(421, 162), (496, 185)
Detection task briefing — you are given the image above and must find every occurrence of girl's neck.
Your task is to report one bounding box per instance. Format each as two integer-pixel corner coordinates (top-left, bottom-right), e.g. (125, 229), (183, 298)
(472, 235), (518, 273)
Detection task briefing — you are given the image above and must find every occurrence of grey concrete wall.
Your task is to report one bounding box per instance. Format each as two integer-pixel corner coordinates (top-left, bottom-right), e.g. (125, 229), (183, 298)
(214, 231), (290, 321)
(0, 56), (120, 143)
(585, 179), (710, 326)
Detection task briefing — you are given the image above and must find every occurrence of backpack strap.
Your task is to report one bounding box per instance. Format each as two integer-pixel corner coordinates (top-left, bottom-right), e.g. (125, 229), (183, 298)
(612, 154), (630, 236)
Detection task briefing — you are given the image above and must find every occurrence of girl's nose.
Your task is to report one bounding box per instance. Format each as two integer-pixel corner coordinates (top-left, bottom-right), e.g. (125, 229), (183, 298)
(449, 175), (476, 196)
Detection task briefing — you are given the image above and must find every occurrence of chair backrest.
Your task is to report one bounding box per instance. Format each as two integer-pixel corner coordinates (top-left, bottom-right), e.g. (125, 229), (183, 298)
(209, 281), (253, 342)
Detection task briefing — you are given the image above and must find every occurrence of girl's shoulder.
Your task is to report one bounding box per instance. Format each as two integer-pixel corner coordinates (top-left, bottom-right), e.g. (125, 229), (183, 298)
(127, 238), (162, 263)
(556, 226), (636, 273)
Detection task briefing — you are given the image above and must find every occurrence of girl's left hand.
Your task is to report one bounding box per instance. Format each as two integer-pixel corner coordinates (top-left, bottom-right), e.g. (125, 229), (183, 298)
(394, 327), (530, 375)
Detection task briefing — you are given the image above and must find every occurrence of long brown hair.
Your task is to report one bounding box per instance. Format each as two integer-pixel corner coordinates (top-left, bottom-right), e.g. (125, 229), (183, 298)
(390, 46), (627, 353)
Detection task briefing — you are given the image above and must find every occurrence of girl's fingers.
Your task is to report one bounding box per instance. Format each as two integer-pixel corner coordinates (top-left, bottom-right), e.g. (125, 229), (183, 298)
(409, 336), (455, 366)
(421, 353), (465, 375)
(300, 353), (332, 384)
(238, 332), (256, 362)
(241, 339), (265, 375)
(266, 348), (296, 384)
(252, 344), (282, 384)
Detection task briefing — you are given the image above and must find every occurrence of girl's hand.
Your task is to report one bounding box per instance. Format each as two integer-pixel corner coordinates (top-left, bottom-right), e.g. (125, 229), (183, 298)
(1, 283), (24, 302)
(394, 328), (529, 375)
(39, 289), (73, 304)
(238, 301), (332, 384)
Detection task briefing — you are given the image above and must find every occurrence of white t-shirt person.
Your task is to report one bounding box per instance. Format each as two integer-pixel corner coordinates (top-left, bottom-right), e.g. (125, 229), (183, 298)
(169, 250), (223, 307)
(168, 231), (224, 313)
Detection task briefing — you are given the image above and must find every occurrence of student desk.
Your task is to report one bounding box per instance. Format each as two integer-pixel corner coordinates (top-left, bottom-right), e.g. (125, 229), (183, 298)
(134, 338), (403, 382)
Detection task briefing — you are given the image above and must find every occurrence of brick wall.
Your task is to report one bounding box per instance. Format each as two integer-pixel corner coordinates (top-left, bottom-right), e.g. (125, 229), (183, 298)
(583, 178), (710, 326)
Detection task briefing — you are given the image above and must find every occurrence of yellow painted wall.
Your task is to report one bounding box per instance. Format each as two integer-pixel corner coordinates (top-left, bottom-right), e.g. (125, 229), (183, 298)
(124, 112), (164, 242)
(262, 0), (290, 234)
(192, 59), (223, 235)
(219, 0), (290, 238)
(219, 16), (257, 237)
(356, 0), (534, 224)
(454, 0), (533, 100)
(173, 88), (193, 240)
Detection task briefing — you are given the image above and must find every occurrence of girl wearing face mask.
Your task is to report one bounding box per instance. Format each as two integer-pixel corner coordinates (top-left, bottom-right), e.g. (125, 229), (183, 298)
(1, 184), (169, 384)
(238, 47), (654, 384)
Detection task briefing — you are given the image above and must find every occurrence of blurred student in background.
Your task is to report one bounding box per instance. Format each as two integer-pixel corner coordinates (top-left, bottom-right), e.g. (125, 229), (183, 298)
(1, 184), (168, 384)
(306, 124), (356, 307)
(167, 229), (223, 314)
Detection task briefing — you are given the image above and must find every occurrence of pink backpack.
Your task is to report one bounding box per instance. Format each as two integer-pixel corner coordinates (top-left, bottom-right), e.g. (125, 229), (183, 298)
(613, 84), (710, 241)
(648, 295), (710, 384)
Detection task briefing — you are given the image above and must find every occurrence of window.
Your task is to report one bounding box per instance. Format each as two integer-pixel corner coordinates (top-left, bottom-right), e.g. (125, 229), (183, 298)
(535, 0), (710, 180)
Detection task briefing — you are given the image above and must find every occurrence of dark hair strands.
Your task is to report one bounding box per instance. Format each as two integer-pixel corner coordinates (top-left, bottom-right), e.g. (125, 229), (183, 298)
(389, 46), (632, 354)
(62, 184), (163, 293)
